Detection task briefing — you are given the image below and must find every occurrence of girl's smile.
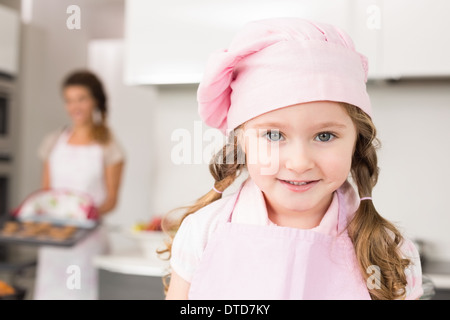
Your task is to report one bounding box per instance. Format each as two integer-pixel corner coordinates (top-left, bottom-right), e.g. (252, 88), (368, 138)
(278, 179), (320, 193)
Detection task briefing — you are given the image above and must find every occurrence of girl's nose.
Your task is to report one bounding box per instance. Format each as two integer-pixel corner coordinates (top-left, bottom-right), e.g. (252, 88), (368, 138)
(284, 142), (314, 174)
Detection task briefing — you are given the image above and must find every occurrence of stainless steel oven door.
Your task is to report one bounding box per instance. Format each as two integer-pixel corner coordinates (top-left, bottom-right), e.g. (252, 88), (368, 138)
(0, 77), (13, 155)
(0, 162), (10, 216)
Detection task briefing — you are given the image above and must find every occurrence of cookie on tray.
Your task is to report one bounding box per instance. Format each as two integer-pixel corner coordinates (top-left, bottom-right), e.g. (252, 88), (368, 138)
(1, 221), (20, 235)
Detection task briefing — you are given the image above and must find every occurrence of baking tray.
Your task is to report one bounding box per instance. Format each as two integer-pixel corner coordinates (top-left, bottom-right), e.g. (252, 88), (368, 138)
(0, 214), (99, 247)
(0, 286), (27, 300)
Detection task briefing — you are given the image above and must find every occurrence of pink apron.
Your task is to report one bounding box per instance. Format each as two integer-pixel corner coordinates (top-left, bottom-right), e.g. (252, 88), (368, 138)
(188, 181), (371, 300)
(34, 130), (109, 300)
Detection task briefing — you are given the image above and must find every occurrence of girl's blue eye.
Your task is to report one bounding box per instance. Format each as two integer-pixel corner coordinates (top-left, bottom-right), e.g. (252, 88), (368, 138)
(265, 130), (283, 141)
(315, 132), (335, 142)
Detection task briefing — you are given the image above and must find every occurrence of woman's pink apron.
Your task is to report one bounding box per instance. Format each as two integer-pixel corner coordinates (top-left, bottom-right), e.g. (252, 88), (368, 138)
(188, 181), (371, 300)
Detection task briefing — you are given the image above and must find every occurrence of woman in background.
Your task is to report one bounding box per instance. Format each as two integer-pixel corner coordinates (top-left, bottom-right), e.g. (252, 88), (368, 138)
(34, 70), (125, 299)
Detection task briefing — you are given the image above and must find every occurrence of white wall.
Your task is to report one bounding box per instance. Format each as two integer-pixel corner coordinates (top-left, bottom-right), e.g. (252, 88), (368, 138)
(150, 84), (248, 216)
(87, 39), (157, 251)
(368, 80), (450, 261)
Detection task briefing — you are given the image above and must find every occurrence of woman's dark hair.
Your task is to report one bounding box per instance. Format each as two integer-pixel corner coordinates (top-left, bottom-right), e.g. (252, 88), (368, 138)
(62, 70), (111, 144)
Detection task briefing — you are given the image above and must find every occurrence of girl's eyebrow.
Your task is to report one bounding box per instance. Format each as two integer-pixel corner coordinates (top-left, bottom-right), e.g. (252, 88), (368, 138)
(247, 121), (347, 130)
(247, 121), (287, 129)
(311, 121), (348, 130)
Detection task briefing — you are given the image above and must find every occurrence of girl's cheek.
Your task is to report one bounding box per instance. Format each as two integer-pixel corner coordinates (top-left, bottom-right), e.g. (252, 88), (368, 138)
(321, 151), (353, 182)
(247, 141), (280, 177)
(245, 137), (266, 165)
(246, 145), (280, 180)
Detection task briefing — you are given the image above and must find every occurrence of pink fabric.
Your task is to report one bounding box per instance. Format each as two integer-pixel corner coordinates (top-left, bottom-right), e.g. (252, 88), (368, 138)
(197, 18), (371, 134)
(231, 178), (339, 236)
(188, 181), (372, 299)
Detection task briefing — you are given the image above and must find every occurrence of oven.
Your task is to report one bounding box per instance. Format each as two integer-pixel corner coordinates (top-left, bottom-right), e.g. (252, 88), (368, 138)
(0, 76), (13, 155)
(0, 76), (14, 260)
(0, 157), (11, 261)
(0, 163), (10, 216)
(0, 4), (17, 258)
(0, 75), (13, 214)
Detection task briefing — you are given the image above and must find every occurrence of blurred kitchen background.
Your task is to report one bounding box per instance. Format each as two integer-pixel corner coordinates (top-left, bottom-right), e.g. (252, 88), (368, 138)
(0, 0), (449, 299)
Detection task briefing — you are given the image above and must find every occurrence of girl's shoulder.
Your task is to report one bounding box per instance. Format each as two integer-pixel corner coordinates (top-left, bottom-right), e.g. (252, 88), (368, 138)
(170, 192), (238, 282)
(179, 191), (238, 239)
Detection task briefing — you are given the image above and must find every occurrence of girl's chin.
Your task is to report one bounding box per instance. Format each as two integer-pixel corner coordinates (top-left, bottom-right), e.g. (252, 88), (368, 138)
(273, 188), (322, 209)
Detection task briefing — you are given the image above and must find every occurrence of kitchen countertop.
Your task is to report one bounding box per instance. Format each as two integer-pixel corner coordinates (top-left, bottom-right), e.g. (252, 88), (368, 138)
(93, 249), (169, 277)
(423, 260), (450, 290)
(94, 250), (450, 294)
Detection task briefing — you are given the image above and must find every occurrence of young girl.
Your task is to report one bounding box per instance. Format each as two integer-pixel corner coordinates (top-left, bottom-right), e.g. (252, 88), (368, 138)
(163, 18), (423, 300)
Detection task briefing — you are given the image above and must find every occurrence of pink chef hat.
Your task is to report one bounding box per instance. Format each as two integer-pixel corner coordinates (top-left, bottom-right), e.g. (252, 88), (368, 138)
(197, 18), (371, 134)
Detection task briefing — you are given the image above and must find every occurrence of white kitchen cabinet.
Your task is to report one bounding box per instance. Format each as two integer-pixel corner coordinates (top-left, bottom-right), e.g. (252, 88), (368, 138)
(124, 0), (449, 85)
(124, 0), (368, 85)
(0, 5), (20, 76)
(347, 0), (384, 79)
(381, 0), (450, 78)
